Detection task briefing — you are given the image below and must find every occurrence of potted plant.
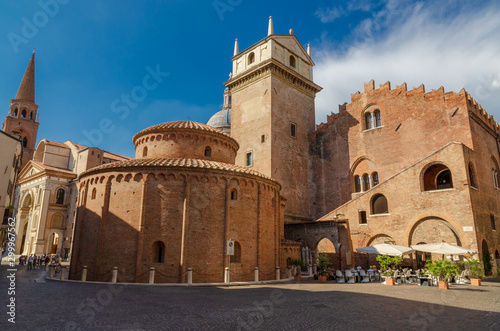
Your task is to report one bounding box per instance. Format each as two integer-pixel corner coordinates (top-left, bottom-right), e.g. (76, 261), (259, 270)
(425, 259), (460, 289)
(462, 258), (485, 286)
(317, 254), (331, 283)
(376, 255), (402, 286)
(289, 259), (304, 281)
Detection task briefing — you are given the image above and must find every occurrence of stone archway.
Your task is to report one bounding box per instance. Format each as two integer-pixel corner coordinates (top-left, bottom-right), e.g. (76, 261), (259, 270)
(48, 232), (60, 255)
(316, 237), (339, 270)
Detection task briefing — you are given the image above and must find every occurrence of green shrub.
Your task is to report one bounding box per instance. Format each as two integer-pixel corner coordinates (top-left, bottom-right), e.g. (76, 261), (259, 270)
(425, 259), (460, 282)
(462, 259), (485, 279)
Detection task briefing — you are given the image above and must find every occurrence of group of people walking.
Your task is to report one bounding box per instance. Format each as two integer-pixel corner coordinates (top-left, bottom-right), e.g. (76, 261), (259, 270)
(18, 254), (60, 270)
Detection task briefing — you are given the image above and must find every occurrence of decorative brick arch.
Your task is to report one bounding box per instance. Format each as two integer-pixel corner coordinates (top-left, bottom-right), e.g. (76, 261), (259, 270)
(408, 216), (461, 246)
(367, 233), (395, 245)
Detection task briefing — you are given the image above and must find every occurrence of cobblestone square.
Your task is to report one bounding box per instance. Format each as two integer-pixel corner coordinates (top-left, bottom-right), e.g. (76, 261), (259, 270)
(1, 265), (499, 330)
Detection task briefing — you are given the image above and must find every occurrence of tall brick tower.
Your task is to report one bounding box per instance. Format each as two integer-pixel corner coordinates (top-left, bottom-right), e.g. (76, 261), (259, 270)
(2, 51), (39, 170)
(226, 17), (322, 223)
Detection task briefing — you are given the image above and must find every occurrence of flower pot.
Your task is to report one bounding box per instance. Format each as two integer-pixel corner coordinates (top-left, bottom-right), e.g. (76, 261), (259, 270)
(386, 278), (396, 286)
(438, 281), (449, 289)
(294, 275), (302, 281)
(470, 278), (481, 286)
(318, 276), (327, 283)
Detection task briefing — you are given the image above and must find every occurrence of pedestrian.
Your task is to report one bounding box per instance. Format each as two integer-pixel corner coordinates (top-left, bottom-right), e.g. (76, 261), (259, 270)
(44, 255), (50, 270)
(27, 254), (34, 270)
(33, 255), (38, 270)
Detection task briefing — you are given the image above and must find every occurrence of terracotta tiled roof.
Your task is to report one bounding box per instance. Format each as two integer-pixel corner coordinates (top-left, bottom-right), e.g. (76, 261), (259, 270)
(32, 161), (75, 175)
(102, 151), (131, 161)
(133, 121), (233, 141)
(80, 157), (278, 184)
(43, 139), (70, 149)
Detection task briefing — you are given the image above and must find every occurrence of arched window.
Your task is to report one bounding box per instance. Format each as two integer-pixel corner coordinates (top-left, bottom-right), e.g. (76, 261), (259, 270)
(354, 175), (361, 193)
(230, 189), (238, 200)
(91, 188), (96, 200)
(362, 173), (370, 191)
(371, 194), (388, 214)
(21, 109), (27, 118)
(142, 146), (148, 157)
(365, 112), (372, 130)
(22, 137), (28, 148)
(248, 52), (255, 64)
(204, 146), (211, 157)
(13, 108), (18, 117)
(492, 157), (500, 189)
(468, 163), (478, 189)
(152, 241), (165, 263)
(289, 55), (296, 68)
(423, 164), (453, 191)
(374, 109), (381, 127)
(233, 241), (241, 263)
(372, 172), (379, 186)
(56, 189), (65, 204)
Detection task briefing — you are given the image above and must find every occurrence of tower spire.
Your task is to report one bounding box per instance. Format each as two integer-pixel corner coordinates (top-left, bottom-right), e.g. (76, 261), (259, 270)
(15, 50), (35, 103)
(268, 16), (274, 36)
(234, 38), (239, 56)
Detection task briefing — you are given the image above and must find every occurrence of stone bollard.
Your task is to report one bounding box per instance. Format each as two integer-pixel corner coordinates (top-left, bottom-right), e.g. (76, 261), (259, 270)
(187, 268), (192, 286)
(313, 265), (317, 275)
(287, 267), (292, 279)
(308, 264), (313, 276)
(254, 267), (259, 282)
(276, 266), (280, 280)
(48, 265), (55, 278)
(111, 266), (118, 283)
(45, 263), (49, 271)
(81, 266), (88, 282)
(60, 266), (66, 280)
(149, 267), (155, 284)
(224, 267), (230, 284)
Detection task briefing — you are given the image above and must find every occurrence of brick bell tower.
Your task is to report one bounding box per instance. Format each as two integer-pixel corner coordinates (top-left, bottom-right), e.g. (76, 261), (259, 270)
(2, 50), (39, 170)
(225, 17), (322, 224)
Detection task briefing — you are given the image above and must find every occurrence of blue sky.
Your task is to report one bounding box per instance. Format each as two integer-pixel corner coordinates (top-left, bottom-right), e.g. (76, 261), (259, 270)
(0, 0), (499, 157)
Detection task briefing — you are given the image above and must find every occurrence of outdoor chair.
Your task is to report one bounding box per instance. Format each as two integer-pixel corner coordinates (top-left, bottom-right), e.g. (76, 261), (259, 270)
(336, 270), (345, 283)
(359, 269), (370, 283)
(345, 270), (356, 283)
(394, 270), (401, 284)
(367, 269), (376, 282)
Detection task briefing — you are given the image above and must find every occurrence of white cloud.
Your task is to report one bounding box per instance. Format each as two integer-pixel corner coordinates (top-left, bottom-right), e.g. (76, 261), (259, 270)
(314, 1), (500, 124)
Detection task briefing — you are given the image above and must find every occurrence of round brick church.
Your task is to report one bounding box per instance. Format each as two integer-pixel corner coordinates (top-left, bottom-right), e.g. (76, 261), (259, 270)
(69, 121), (285, 283)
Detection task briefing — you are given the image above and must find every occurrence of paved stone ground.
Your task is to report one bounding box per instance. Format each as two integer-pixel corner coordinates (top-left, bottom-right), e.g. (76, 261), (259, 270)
(1, 263), (499, 330)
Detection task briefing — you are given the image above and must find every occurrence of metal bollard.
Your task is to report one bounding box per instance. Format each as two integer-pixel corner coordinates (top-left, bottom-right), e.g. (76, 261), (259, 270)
(48, 265), (55, 278)
(149, 267), (155, 284)
(276, 266), (280, 280)
(81, 266), (88, 282)
(254, 267), (259, 282)
(224, 267), (230, 284)
(187, 268), (192, 286)
(111, 266), (118, 283)
(60, 266), (66, 280)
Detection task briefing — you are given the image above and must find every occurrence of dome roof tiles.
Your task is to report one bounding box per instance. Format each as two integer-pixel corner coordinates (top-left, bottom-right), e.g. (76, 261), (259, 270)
(133, 120), (231, 141)
(80, 157), (278, 186)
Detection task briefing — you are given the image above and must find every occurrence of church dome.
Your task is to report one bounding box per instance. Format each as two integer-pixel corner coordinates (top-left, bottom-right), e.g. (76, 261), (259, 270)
(206, 108), (231, 134)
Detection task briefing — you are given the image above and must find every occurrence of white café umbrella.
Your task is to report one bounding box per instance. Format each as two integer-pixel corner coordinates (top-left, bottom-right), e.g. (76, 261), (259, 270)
(356, 243), (414, 257)
(411, 243), (476, 255)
